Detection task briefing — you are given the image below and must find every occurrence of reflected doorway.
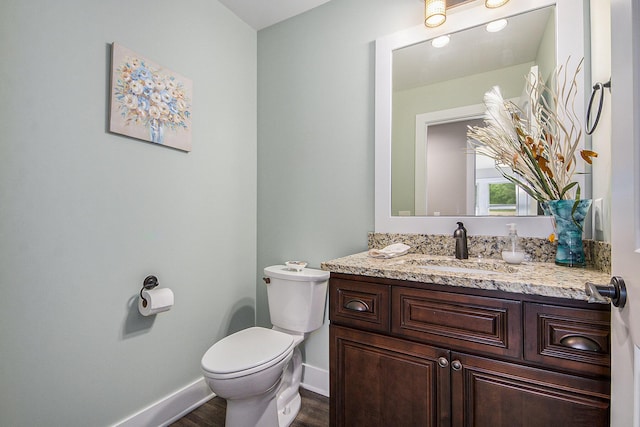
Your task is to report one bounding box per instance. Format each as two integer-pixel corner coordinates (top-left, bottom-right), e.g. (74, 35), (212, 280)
(415, 115), (538, 216)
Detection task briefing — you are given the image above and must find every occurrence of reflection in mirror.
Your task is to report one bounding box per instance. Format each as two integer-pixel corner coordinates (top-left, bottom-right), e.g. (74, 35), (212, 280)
(391, 6), (555, 216)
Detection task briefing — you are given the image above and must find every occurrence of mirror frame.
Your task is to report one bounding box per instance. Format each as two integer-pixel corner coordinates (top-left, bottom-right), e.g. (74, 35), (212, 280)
(375, 0), (586, 237)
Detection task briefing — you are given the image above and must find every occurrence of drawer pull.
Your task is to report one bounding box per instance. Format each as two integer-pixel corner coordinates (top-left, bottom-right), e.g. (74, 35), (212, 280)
(437, 357), (449, 368)
(451, 360), (462, 371)
(344, 299), (371, 312)
(559, 335), (602, 352)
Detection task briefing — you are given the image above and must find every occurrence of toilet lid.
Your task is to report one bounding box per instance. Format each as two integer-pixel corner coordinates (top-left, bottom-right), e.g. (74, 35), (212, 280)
(201, 327), (294, 376)
(264, 265), (330, 282)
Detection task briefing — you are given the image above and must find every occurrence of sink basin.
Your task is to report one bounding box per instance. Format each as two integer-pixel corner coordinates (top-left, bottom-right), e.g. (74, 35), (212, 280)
(402, 257), (519, 275)
(416, 265), (504, 275)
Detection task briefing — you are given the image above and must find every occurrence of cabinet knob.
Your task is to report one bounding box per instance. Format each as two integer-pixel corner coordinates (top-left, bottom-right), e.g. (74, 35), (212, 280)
(343, 299), (371, 312)
(451, 360), (462, 371)
(437, 357), (449, 368)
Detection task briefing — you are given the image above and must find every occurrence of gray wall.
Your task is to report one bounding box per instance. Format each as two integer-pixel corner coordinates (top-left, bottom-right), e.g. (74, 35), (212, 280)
(257, 0), (422, 372)
(589, 0), (612, 242)
(392, 62), (535, 215)
(0, 0), (256, 425)
(426, 120), (474, 216)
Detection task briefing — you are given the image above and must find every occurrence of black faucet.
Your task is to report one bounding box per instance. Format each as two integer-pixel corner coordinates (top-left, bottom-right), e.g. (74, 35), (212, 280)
(454, 222), (469, 259)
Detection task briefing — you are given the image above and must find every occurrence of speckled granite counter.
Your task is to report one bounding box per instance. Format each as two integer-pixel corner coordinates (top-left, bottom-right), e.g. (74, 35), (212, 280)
(321, 251), (611, 302)
(368, 232), (611, 274)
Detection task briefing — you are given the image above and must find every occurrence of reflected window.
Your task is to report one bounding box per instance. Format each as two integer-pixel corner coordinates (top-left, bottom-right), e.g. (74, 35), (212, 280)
(476, 176), (537, 216)
(490, 182), (517, 215)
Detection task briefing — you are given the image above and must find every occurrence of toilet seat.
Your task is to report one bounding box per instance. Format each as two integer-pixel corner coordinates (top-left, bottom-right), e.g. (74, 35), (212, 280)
(202, 327), (294, 380)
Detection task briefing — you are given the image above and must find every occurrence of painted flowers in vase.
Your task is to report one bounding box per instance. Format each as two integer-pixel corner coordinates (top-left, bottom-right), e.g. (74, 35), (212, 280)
(113, 56), (191, 144)
(467, 58), (597, 267)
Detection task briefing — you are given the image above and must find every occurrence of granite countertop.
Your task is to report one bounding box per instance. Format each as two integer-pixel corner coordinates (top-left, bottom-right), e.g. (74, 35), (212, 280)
(321, 251), (611, 301)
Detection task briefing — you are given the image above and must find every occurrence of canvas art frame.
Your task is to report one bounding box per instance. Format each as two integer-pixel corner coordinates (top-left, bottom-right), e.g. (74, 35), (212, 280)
(109, 43), (193, 152)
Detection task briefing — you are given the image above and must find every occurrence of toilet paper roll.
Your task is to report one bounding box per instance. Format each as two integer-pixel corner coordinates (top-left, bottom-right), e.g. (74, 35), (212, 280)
(138, 288), (174, 316)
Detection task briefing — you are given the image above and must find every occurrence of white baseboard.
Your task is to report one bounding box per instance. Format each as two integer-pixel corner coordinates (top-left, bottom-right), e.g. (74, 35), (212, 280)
(300, 363), (329, 397)
(113, 364), (328, 427)
(113, 377), (214, 427)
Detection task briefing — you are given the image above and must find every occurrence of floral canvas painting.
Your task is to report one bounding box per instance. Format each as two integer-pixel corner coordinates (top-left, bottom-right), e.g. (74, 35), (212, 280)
(110, 43), (192, 152)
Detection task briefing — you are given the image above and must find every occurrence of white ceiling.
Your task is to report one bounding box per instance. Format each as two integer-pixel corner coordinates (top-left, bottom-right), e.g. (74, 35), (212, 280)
(219, 1), (552, 92)
(218, 0), (332, 31)
(393, 6), (554, 91)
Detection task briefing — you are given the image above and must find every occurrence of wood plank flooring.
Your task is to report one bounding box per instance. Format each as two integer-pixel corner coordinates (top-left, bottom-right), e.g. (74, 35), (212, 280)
(169, 388), (329, 427)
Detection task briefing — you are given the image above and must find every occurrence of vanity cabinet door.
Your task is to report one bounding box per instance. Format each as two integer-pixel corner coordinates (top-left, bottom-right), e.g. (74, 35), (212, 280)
(449, 352), (610, 427)
(330, 324), (451, 427)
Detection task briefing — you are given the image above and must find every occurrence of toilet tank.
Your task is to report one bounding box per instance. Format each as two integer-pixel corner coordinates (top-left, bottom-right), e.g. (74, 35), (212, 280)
(263, 265), (330, 333)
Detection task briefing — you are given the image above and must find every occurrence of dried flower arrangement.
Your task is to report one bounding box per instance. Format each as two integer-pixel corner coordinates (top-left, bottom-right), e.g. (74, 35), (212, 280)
(467, 58), (597, 205)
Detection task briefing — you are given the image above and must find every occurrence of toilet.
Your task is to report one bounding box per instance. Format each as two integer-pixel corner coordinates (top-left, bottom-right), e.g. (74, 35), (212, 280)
(201, 265), (329, 427)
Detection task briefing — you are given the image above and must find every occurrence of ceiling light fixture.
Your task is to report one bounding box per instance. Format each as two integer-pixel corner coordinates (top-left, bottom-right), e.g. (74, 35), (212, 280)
(486, 19), (508, 33)
(425, 0), (446, 28)
(485, 0), (510, 8)
(431, 35), (450, 48)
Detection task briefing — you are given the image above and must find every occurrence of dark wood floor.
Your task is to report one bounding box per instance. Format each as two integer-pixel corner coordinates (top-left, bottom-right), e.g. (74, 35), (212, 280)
(170, 388), (329, 427)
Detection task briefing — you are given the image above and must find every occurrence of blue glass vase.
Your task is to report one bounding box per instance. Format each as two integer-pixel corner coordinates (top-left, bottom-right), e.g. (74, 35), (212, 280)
(547, 199), (592, 267)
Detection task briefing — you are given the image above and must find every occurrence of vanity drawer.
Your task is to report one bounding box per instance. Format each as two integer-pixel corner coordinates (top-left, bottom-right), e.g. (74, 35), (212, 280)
(329, 277), (390, 333)
(524, 303), (611, 377)
(392, 287), (522, 358)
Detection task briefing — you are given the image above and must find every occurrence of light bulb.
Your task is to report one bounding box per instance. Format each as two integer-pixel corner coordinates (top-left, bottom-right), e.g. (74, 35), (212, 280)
(486, 19), (508, 33)
(431, 35), (450, 48)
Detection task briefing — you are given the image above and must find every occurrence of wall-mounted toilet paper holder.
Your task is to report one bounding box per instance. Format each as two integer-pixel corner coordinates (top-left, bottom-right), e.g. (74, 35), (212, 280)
(140, 275), (159, 308)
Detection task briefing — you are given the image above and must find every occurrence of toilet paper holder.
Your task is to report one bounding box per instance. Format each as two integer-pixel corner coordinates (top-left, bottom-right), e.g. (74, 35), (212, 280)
(140, 275), (159, 308)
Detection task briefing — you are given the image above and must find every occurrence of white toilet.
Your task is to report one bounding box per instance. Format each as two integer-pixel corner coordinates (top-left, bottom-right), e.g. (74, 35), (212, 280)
(201, 265), (329, 427)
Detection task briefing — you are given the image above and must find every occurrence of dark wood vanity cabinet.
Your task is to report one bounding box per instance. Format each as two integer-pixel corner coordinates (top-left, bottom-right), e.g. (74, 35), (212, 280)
(331, 325), (451, 426)
(449, 352), (609, 427)
(329, 274), (611, 427)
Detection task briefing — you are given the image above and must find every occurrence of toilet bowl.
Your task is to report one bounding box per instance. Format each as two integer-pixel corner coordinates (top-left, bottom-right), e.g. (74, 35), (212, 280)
(201, 265), (329, 427)
(202, 327), (295, 427)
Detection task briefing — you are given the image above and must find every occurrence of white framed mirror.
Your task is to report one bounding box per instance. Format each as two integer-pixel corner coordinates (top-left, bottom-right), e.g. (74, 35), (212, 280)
(374, 0), (587, 237)
(402, 8), (552, 218)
